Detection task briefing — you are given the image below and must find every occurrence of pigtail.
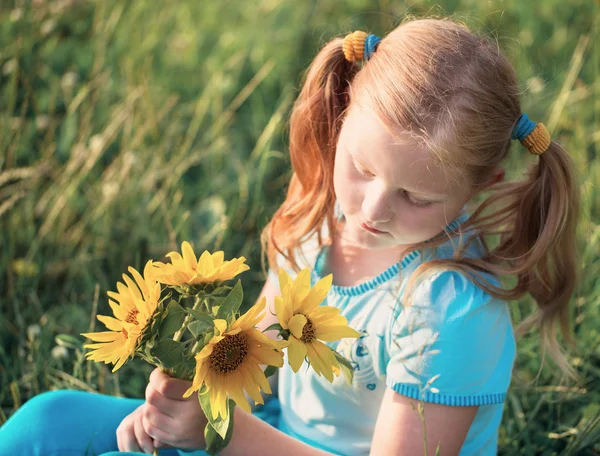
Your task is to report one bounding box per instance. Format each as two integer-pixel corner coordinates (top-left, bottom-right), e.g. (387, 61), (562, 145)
(467, 140), (580, 377)
(262, 38), (359, 272)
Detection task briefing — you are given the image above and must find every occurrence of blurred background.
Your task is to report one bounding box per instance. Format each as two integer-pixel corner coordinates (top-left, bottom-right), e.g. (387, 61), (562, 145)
(0, 0), (598, 454)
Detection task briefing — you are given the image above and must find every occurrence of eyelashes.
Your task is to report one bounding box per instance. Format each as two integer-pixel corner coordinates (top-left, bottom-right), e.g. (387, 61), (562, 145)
(403, 191), (433, 208)
(351, 159), (434, 208)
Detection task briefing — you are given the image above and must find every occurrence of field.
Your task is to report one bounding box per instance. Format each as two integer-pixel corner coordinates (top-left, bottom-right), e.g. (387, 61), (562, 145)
(0, 0), (598, 454)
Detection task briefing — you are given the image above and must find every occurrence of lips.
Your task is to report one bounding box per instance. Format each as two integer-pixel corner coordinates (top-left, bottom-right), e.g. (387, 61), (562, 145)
(361, 222), (386, 235)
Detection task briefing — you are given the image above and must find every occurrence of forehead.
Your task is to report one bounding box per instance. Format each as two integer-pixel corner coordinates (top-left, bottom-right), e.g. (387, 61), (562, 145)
(338, 105), (459, 192)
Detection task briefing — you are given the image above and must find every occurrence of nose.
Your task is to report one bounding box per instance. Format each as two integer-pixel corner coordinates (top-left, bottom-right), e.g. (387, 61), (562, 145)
(361, 181), (393, 224)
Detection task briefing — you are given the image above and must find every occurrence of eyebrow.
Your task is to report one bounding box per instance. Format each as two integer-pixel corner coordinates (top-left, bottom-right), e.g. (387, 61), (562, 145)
(351, 155), (448, 200)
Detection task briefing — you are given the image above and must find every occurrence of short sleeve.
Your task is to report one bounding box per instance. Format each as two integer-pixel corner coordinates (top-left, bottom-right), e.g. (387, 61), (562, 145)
(385, 271), (516, 406)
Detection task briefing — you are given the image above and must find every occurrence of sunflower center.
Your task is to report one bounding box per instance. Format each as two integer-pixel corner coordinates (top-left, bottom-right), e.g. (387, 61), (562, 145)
(209, 334), (249, 374)
(125, 308), (140, 325)
(300, 316), (315, 344)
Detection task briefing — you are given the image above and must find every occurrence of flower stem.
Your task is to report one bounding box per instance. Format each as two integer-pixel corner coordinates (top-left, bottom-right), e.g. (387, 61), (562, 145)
(173, 295), (203, 341)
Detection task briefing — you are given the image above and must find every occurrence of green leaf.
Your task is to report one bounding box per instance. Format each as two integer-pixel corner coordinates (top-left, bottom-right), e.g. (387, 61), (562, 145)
(203, 399), (235, 455)
(263, 365), (278, 378)
(199, 389), (234, 440)
(185, 307), (216, 325)
(334, 350), (355, 385)
(151, 339), (185, 369)
(158, 301), (187, 339)
(263, 323), (283, 333)
(188, 320), (212, 338)
(58, 334), (83, 350)
(209, 286), (232, 296)
(215, 280), (243, 319)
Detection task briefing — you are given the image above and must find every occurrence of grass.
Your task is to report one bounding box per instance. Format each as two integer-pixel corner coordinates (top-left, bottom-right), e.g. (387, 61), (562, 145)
(0, 0), (598, 454)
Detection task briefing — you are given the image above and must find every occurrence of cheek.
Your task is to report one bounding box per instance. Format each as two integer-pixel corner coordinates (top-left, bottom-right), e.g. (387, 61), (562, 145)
(397, 202), (465, 237)
(333, 160), (363, 207)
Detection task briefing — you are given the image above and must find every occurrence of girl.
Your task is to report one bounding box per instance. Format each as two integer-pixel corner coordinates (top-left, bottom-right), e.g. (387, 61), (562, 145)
(0, 17), (580, 456)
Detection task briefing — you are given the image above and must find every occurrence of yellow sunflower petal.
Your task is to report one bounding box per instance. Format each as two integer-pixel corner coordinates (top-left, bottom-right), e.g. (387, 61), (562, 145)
(287, 337), (308, 372)
(213, 319), (228, 336)
(315, 325), (361, 341)
(247, 328), (286, 350)
(166, 252), (184, 268)
(307, 340), (339, 383)
(211, 385), (226, 420)
(273, 296), (288, 329)
(293, 269), (311, 305)
(278, 268), (292, 293)
(107, 299), (126, 320)
(96, 315), (123, 332)
(181, 241), (198, 271)
(128, 265), (150, 300)
(212, 251), (225, 267)
(240, 366), (265, 406)
(197, 251), (214, 278)
(305, 343), (329, 381)
(227, 379), (252, 414)
(111, 354), (130, 372)
(234, 297), (266, 330)
(250, 344), (284, 368)
(81, 331), (122, 342)
(246, 362), (272, 395)
(288, 314), (307, 339)
(299, 274), (332, 313)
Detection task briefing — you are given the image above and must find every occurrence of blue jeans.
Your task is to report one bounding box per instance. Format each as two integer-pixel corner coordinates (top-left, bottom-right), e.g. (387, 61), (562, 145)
(0, 390), (281, 456)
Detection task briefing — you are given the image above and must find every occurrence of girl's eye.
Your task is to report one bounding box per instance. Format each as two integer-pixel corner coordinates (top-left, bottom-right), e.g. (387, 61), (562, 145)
(403, 191), (433, 208)
(352, 160), (373, 178)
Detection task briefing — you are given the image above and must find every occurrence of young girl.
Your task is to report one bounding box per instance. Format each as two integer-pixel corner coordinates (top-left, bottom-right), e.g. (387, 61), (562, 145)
(0, 17), (579, 456)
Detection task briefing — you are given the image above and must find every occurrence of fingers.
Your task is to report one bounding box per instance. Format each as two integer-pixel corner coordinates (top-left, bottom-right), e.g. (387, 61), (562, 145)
(145, 382), (180, 418)
(134, 408), (156, 454)
(142, 403), (178, 446)
(150, 367), (194, 400)
(116, 414), (143, 453)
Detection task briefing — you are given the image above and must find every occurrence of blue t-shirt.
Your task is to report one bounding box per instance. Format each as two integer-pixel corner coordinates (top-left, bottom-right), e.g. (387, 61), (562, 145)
(269, 215), (516, 455)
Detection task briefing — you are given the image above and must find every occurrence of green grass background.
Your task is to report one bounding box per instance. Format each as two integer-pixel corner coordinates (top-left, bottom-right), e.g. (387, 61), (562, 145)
(0, 0), (598, 454)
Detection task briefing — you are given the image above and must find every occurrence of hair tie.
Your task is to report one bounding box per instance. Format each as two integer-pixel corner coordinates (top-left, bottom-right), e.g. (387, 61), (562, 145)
(512, 114), (551, 155)
(343, 31), (381, 63)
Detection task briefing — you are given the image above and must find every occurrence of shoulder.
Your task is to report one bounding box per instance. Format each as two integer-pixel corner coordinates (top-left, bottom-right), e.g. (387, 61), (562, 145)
(387, 269), (516, 401)
(267, 223), (328, 284)
(409, 269), (498, 320)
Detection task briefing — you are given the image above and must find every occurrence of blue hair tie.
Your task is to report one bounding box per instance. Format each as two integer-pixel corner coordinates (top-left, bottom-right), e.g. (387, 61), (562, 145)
(512, 113), (536, 140)
(364, 34), (381, 61)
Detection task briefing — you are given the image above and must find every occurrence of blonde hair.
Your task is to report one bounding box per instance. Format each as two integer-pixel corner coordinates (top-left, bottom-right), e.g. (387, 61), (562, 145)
(262, 17), (580, 377)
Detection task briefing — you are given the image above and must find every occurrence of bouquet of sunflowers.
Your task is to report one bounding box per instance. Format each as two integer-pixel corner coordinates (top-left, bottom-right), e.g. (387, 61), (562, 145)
(81, 242), (359, 454)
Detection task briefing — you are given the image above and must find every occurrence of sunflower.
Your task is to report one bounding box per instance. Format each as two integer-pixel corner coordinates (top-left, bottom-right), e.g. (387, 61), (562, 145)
(81, 260), (161, 372)
(275, 268), (360, 382)
(182, 297), (284, 420)
(151, 241), (249, 287)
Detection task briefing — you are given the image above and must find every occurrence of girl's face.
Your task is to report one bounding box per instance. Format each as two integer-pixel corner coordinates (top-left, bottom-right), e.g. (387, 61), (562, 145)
(333, 105), (473, 251)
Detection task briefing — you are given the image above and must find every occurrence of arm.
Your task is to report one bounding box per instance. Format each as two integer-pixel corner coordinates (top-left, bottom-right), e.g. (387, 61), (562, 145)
(222, 408), (335, 456)
(369, 388), (477, 456)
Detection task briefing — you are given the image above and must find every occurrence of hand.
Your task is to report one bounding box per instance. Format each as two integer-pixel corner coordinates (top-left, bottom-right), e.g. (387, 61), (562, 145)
(142, 367), (208, 450)
(117, 403), (165, 454)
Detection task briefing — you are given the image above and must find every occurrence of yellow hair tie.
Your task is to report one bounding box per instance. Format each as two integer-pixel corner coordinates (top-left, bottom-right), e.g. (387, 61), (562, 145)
(521, 123), (551, 155)
(343, 31), (368, 62)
